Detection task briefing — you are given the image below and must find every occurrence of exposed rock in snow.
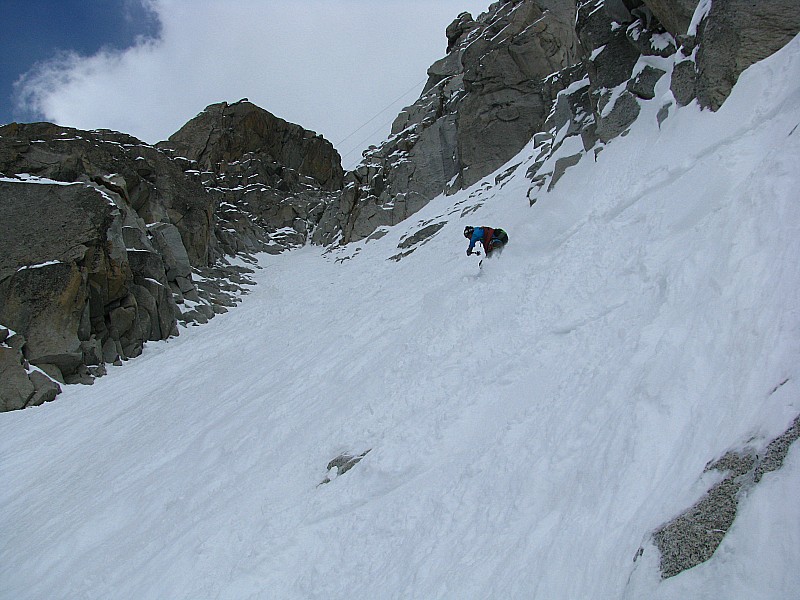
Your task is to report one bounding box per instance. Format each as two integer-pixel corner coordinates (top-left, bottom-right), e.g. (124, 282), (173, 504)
(648, 413), (800, 579)
(159, 100), (344, 257)
(319, 450), (371, 485)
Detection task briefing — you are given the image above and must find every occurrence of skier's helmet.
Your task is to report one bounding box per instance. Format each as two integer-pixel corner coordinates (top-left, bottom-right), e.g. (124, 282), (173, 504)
(464, 226), (474, 239)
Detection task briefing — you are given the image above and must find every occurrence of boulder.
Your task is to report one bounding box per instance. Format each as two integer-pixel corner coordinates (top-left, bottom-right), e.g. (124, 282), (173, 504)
(670, 58), (698, 105)
(1, 262), (86, 373)
(596, 91), (642, 142)
(27, 370), (62, 406)
(628, 65), (667, 99)
(319, 450), (371, 485)
(0, 345), (34, 411)
(548, 153), (583, 191)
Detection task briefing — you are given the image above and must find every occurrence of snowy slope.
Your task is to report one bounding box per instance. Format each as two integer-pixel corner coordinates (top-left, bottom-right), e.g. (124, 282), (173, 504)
(2, 36), (800, 600)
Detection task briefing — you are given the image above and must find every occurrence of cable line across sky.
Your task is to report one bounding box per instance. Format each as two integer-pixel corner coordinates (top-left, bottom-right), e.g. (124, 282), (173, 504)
(336, 77), (427, 168)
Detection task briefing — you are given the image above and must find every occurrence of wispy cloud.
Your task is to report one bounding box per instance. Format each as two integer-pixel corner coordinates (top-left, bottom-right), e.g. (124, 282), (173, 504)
(14, 0), (490, 168)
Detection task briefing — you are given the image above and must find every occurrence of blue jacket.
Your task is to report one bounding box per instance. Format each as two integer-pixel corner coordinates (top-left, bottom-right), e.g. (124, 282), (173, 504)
(467, 227), (485, 253)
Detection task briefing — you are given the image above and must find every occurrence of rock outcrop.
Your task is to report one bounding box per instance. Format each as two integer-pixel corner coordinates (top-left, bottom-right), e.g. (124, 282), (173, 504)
(312, 0), (583, 245)
(0, 176), (178, 398)
(319, 450), (371, 486)
(517, 0), (799, 205)
(0, 325), (61, 412)
(0, 103), (344, 410)
(675, 0), (800, 109)
(159, 100), (344, 255)
(160, 100), (343, 191)
(0, 123), (214, 265)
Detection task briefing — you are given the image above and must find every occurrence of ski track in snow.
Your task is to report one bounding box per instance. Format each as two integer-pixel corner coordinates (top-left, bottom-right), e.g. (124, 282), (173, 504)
(2, 36), (800, 600)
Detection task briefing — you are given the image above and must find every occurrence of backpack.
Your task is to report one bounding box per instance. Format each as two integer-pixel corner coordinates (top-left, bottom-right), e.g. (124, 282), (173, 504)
(493, 228), (508, 245)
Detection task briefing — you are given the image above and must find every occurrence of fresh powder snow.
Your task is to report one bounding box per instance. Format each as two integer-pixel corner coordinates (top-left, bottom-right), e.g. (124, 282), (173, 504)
(1, 35), (799, 600)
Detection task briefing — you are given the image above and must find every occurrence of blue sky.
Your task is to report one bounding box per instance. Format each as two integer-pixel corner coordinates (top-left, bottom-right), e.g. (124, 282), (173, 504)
(0, 0), (490, 167)
(0, 0), (160, 124)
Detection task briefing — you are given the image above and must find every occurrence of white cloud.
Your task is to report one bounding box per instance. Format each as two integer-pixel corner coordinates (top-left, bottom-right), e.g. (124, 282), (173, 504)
(14, 0), (491, 169)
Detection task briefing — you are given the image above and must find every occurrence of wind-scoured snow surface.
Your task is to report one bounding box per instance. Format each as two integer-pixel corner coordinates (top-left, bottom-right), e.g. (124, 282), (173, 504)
(3, 37), (800, 600)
